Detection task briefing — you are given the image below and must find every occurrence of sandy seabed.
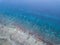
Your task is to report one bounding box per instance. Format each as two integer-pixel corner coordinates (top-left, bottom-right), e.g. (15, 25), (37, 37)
(0, 24), (52, 45)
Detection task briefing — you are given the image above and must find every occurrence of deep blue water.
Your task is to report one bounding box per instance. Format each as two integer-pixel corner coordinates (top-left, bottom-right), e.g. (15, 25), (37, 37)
(0, 1), (60, 44)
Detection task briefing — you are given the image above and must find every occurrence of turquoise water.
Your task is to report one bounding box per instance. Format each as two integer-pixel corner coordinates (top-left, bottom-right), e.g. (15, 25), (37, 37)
(0, 2), (60, 44)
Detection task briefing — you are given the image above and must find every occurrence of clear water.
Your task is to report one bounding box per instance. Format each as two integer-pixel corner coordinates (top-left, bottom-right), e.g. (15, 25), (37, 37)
(0, 2), (60, 44)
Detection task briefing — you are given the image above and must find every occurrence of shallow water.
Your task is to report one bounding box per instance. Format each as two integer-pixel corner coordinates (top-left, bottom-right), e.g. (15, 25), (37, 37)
(0, 1), (60, 45)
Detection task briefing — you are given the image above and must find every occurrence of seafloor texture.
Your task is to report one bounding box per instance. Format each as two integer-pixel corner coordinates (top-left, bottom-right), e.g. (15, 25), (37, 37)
(0, 14), (60, 45)
(0, 1), (60, 45)
(0, 24), (51, 45)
